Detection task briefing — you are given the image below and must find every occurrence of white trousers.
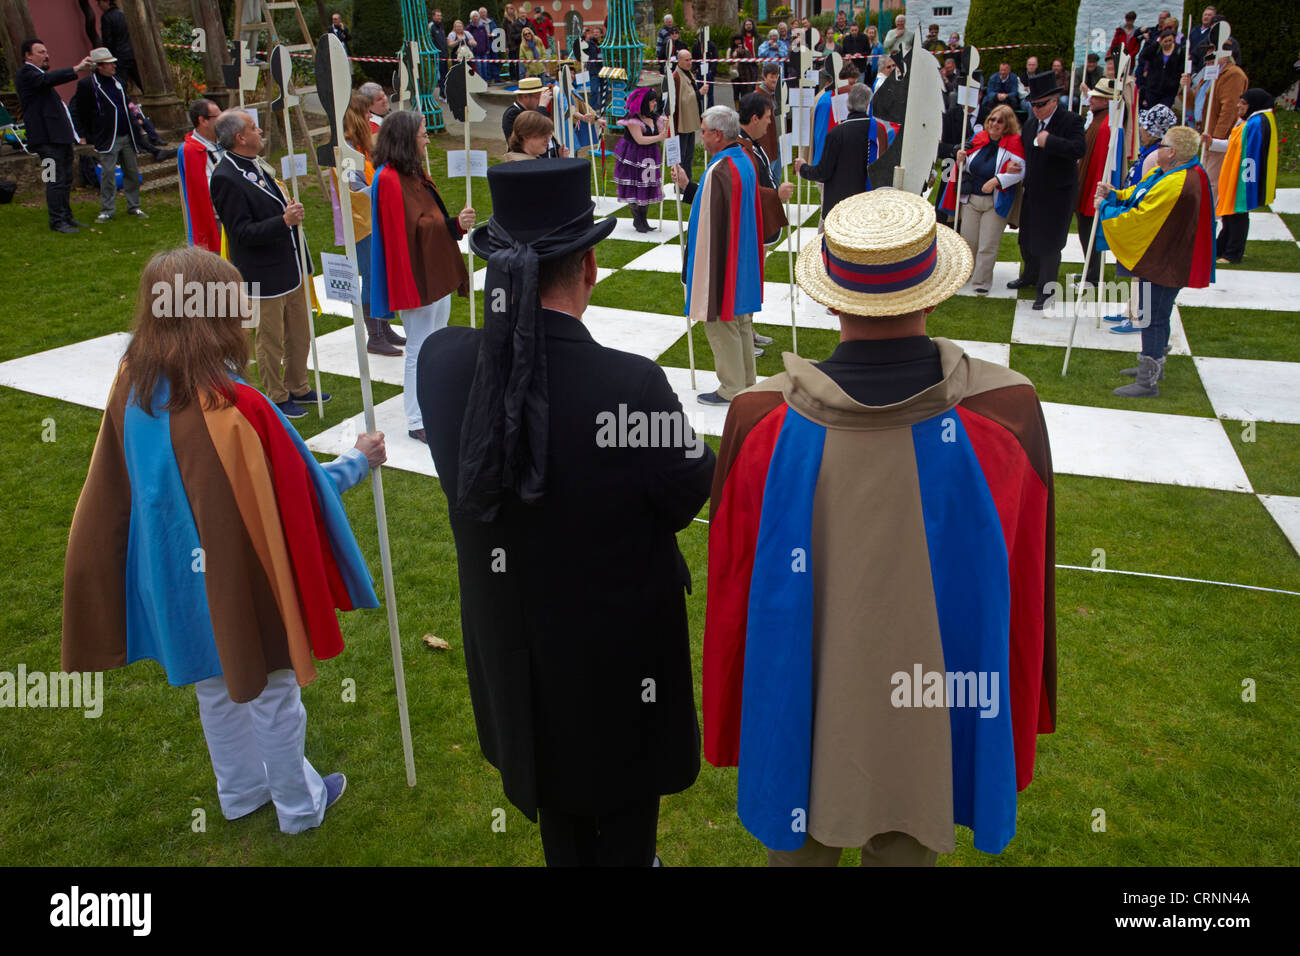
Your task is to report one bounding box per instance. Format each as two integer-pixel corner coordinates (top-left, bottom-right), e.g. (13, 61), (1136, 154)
(401, 294), (452, 429)
(194, 669), (327, 834)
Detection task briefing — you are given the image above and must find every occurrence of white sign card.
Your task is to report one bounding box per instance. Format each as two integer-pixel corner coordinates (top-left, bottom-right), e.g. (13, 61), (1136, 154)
(447, 149), (489, 177)
(831, 92), (849, 123)
(798, 87), (817, 107)
(574, 70), (590, 86)
(779, 130), (793, 167)
(956, 85), (980, 108)
(664, 135), (681, 167)
(1203, 64), (1220, 80)
(245, 107), (259, 129)
(791, 106), (812, 147)
(320, 252), (360, 306)
(280, 152), (308, 179)
(804, 69), (820, 84)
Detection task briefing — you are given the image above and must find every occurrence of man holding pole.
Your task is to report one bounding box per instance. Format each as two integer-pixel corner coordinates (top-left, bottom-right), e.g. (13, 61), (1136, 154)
(673, 106), (765, 407)
(210, 109), (325, 419)
(1075, 78), (1124, 289)
(418, 159), (714, 867)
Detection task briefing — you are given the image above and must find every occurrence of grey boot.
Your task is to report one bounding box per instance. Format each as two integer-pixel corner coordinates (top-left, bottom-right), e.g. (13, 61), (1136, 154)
(1120, 356), (1165, 380)
(366, 318), (402, 356)
(1113, 354), (1160, 397)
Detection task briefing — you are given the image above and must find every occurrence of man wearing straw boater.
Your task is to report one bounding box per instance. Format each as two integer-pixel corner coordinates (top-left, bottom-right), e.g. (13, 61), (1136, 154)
(704, 189), (1057, 866)
(418, 159), (715, 867)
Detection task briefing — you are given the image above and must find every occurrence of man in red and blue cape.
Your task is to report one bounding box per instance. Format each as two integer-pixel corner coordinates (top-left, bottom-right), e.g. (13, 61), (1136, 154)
(1096, 123), (1214, 397)
(704, 188), (1057, 866)
(178, 97), (223, 254)
(673, 105), (764, 408)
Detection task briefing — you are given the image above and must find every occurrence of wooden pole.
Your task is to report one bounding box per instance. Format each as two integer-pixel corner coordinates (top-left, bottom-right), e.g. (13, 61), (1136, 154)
(317, 33), (416, 787)
(272, 45), (324, 418)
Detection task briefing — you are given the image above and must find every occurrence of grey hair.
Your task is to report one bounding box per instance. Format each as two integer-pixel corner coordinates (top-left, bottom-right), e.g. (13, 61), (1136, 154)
(214, 109), (250, 150)
(359, 82), (385, 106)
(701, 105), (741, 140)
(848, 83), (872, 113)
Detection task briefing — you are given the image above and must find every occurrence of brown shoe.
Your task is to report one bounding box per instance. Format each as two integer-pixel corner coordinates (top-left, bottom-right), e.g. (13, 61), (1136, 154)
(408, 428), (427, 444)
(381, 320), (406, 346)
(366, 318), (401, 356)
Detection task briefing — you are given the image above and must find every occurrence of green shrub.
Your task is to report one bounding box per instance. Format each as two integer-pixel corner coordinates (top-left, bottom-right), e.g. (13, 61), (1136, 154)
(1210, 1), (1300, 96)
(965, 0), (1081, 75)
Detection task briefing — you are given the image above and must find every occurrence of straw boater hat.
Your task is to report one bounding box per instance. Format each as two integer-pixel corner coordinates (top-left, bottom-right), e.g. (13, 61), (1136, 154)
(1090, 77), (1123, 100)
(516, 76), (544, 92)
(795, 189), (972, 317)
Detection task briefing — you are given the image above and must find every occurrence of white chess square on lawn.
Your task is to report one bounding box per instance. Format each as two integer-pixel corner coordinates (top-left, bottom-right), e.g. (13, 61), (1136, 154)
(1194, 357), (1300, 425)
(582, 306), (692, 361)
(1269, 189), (1300, 215)
(603, 215), (685, 244)
(1258, 495), (1300, 557)
(1011, 299), (1190, 355)
(623, 244), (684, 273)
(1176, 269), (1300, 311)
(658, 365), (742, 437)
(1042, 403), (1252, 492)
(306, 395), (439, 478)
(1248, 211), (1295, 242)
(955, 260), (1021, 299)
(0, 332), (128, 410)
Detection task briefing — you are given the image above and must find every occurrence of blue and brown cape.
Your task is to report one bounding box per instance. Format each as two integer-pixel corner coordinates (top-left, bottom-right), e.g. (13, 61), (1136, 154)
(62, 370), (378, 702)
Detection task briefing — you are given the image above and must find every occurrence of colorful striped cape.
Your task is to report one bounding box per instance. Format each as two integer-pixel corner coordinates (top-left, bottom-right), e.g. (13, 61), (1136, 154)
(810, 87), (839, 165)
(369, 163), (420, 316)
(938, 131), (1024, 218)
(683, 143), (764, 323)
(177, 132), (220, 254)
(1216, 109), (1279, 217)
(1098, 158), (1215, 289)
(62, 371), (378, 703)
(703, 347), (1055, 854)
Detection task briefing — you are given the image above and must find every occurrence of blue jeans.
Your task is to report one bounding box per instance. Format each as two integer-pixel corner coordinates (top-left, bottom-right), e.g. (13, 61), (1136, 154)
(1135, 280), (1177, 359)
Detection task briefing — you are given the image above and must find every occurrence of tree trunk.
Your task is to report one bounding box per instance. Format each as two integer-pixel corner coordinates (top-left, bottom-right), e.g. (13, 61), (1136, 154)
(315, 1), (330, 35)
(191, 0), (232, 107)
(0, 0), (36, 87)
(120, 0), (186, 128)
(694, 0), (738, 31)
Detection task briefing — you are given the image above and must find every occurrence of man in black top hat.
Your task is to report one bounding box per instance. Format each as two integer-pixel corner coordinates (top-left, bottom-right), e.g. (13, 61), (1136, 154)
(1008, 72), (1086, 310)
(418, 159), (715, 867)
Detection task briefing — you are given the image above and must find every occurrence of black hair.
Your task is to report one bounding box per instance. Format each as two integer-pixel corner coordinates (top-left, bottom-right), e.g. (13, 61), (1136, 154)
(537, 247), (590, 296)
(737, 92), (771, 125)
(640, 91), (659, 117)
(20, 37), (42, 58)
(762, 61), (781, 77)
(189, 98), (216, 128)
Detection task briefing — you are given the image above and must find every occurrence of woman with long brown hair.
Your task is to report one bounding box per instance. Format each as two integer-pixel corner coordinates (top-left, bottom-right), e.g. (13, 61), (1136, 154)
(370, 109), (476, 444)
(63, 246), (386, 834)
(504, 109), (554, 160)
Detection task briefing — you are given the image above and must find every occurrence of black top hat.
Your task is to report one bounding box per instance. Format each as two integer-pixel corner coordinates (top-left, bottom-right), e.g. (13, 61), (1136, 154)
(469, 158), (616, 261)
(1026, 71), (1064, 103)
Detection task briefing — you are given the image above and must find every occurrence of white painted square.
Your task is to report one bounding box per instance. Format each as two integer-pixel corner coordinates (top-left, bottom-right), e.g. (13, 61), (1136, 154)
(1194, 356), (1300, 424)
(0, 332), (129, 410)
(603, 215), (684, 244)
(624, 244), (686, 273)
(955, 260), (1021, 299)
(754, 282), (842, 331)
(1269, 188), (1300, 214)
(952, 340), (1012, 367)
(1041, 403), (1252, 492)
(1011, 299), (1190, 355)
(1248, 211), (1295, 242)
(1177, 269), (1300, 311)
(583, 306), (692, 361)
(1258, 495), (1300, 557)
(306, 395), (439, 478)
(313, 325), (405, 386)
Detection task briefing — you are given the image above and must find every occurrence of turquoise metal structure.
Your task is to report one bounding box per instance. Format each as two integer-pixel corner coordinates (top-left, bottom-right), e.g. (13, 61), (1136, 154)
(401, 0), (445, 132)
(600, 0), (643, 119)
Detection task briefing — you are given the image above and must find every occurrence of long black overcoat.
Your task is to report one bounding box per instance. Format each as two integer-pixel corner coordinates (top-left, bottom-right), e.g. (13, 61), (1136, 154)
(1017, 106), (1087, 252)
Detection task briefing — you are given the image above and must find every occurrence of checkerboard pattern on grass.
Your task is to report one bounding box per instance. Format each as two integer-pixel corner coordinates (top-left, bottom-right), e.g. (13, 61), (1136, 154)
(4, 192), (1300, 555)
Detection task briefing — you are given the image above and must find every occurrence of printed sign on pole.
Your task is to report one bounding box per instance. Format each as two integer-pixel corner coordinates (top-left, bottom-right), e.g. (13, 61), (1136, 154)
(320, 252), (360, 306)
(447, 149), (489, 177)
(664, 135), (681, 168)
(280, 152), (309, 179)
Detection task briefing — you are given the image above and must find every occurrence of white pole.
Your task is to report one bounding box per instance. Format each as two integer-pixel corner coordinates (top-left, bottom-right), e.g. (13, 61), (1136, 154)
(320, 34), (416, 787)
(273, 46), (324, 418)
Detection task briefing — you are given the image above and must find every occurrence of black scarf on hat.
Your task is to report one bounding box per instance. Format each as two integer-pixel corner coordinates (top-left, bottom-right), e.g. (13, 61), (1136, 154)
(454, 208), (593, 522)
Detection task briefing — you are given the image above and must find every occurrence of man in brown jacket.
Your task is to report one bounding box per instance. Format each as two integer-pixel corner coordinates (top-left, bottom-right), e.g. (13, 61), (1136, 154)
(672, 49), (707, 183)
(1191, 39), (1246, 204)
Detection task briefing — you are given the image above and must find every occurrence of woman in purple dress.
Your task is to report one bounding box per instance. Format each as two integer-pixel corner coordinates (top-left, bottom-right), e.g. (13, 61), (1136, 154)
(613, 87), (668, 232)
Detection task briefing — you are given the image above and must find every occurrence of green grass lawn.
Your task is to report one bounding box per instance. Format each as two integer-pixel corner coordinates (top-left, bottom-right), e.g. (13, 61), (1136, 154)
(1, 136), (1298, 867)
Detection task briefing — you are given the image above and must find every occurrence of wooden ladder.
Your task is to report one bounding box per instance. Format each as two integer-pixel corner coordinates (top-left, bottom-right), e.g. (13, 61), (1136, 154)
(231, 0), (330, 194)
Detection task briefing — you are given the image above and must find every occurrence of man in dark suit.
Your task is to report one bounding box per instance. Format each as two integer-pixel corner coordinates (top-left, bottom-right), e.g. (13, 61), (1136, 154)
(794, 83), (889, 222)
(1009, 73), (1087, 310)
(15, 38), (95, 233)
(210, 109), (325, 419)
(418, 159), (714, 867)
